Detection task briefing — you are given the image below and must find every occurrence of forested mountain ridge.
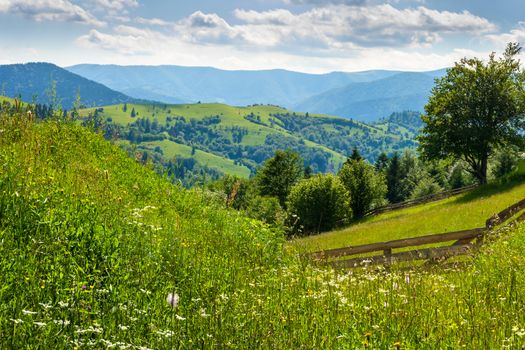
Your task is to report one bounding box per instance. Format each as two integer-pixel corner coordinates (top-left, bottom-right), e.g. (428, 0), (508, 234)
(0, 62), (140, 109)
(80, 102), (419, 185)
(68, 64), (446, 121)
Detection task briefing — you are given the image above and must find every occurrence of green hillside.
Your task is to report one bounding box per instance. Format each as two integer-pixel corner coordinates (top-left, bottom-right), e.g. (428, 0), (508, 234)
(2, 108), (525, 348)
(294, 167), (525, 252)
(80, 102), (418, 182)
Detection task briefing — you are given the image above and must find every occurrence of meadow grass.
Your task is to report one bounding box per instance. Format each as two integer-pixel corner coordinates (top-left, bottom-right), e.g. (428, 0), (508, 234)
(1, 109), (525, 349)
(143, 139), (251, 178)
(293, 175), (525, 253)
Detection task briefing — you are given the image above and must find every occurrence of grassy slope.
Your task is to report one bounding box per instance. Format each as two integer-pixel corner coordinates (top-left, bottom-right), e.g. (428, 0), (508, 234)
(143, 139), (251, 178)
(3, 111), (525, 348)
(294, 169), (525, 252)
(81, 102), (389, 176)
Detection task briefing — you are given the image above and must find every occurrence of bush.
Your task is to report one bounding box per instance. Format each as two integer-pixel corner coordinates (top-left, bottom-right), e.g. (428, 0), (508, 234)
(245, 195), (285, 226)
(492, 149), (518, 179)
(286, 174), (350, 235)
(410, 175), (442, 199)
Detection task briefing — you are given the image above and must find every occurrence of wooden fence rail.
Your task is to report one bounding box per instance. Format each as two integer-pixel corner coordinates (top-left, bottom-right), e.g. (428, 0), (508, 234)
(311, 196), (525, 268)
(365, 184), (478, 217)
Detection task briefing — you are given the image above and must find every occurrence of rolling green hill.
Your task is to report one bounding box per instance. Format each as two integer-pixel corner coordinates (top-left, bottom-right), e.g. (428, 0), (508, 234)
(80, 102), (418, 183)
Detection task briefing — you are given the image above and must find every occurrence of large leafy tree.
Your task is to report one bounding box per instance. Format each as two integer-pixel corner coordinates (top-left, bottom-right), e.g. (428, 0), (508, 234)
(419, 43), (525, 184)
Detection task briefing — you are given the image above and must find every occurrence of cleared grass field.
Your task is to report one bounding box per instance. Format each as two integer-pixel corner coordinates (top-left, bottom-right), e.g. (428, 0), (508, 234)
(143, 139), (251, 178)
(294, 169), (525, 253)
(80, 102), (386, 175)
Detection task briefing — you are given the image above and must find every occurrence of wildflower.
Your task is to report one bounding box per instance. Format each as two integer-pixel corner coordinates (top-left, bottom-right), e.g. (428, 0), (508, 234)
(175, 314), (186, 321)
(53, 319), (71, 326)
(58, 301), (69, 308)
(33, 322), (46, 327)
(200, 308), (210, 318)
(22, 310), (37, 315)
(118, 324), (129, 331)
(10, 319), (23, 324)
(156, 330), (174, 338)
(39, 302), (52, 309)
(166, 292), (179, 308)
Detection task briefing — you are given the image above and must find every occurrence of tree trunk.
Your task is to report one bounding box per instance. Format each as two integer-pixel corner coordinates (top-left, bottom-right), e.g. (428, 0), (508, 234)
(480, 156), (488, 184)
(466, 154), (488, 185)
(475, 155), (488, 185)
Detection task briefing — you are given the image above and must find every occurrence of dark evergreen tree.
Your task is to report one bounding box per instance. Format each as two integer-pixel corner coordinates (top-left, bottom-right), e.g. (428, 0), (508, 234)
(375, 152), (389, 173)
(256, 150), (304, 207)
(386, 152), (403, 203)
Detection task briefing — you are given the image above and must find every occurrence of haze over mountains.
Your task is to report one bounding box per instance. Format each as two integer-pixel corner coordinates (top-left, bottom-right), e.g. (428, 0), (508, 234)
(67, 64), (447, 122)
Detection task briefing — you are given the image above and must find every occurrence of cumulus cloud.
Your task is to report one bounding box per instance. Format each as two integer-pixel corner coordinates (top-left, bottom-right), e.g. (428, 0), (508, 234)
(286, 0), (368, 4)
(91, 0), (139, 15)
(238, 5), (495, 48)
(0, 0), (104, 26)
(486, 22), (525, 46)
(93, 0), (138, 11)
(75, 4), (497, 70)
(77, 25), (159, 55)
(166, 5), (496, 50)
(135, 17), (172, 27)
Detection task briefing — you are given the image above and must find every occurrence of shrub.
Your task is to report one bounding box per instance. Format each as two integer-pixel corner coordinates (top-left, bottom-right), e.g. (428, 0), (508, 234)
(245, 195), (285, 226)
(286, 174), (350, 235)
(410, 175), (442, 199)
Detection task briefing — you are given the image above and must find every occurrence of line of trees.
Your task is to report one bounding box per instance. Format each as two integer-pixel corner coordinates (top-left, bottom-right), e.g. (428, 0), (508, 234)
(209, 43), (525, 236)
(209, 145), (519, 236)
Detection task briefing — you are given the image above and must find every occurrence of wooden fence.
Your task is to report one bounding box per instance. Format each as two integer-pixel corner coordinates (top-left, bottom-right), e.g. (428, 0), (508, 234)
(311, 197), (525, 268)
(365, 184), (478, 217)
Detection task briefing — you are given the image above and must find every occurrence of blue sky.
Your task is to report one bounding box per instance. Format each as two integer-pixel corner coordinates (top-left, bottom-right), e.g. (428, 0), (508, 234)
(0, 0), (523, 73)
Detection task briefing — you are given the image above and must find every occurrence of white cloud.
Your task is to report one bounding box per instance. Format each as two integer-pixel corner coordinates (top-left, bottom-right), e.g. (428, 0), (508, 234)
(0, 0), (104, 27)
(75, 4), (496, 52)
(229, 5), (497, 49)
(135, 17), (172, 27)
(93, 0), (138, 11)
(486, 22), (525, 47)
(286, 0), (368, 4)
(76, 25), (158, 55)
(74, 4), (498, 72)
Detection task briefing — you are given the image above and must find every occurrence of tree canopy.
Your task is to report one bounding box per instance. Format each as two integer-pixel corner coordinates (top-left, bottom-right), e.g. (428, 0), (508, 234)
(256, 149), (304, 207)
(338, 159), (386, 218)
(418, 43), (525, 184)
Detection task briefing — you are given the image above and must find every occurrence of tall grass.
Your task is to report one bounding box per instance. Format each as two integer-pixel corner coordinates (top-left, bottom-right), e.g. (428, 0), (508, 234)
(1, 109), (525, 349)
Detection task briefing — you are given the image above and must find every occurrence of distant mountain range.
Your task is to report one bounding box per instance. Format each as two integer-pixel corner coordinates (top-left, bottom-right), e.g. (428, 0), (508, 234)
(0, 62), (138, 109)
(0, 62), (447, 121)
(294, 72), (443, 122)
(67, 64), (447, 121)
